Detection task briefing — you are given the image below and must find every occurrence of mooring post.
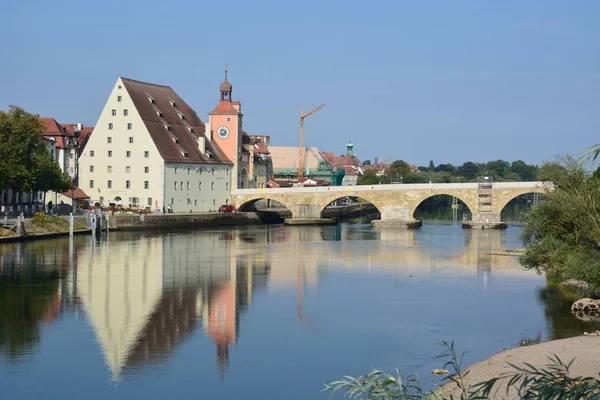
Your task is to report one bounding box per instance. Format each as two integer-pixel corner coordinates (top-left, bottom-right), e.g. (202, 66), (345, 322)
(105, 212), (110, 232)
(69, 213), (74, 236)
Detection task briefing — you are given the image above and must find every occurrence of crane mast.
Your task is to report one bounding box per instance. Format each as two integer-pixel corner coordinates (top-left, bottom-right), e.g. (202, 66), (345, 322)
(298, 104), (325, 179)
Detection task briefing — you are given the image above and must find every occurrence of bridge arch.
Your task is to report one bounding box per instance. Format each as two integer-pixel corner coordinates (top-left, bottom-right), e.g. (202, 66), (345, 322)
(236, 196), (294, 214)
(409, 192), (477, 219)
(318, 192), (385, 217)
(494, 187), (547, 215)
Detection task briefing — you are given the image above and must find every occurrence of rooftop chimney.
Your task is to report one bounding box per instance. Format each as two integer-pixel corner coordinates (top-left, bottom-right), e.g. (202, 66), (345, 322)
(77, 123), (82, 131)
(198, 136), (206, 155)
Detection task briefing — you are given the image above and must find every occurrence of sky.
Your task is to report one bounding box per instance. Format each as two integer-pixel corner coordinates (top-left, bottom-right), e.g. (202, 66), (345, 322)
(1, 0), (599, 166)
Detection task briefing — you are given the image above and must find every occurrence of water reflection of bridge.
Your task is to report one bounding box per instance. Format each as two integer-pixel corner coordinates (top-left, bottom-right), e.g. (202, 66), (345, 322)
(0, 225), (535, 379)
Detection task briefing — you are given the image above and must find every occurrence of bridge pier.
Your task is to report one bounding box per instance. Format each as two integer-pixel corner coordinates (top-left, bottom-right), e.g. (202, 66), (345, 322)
(283, 204), (336, 226)
(371, 206), (422, 229)
(462, 212), (507, 229)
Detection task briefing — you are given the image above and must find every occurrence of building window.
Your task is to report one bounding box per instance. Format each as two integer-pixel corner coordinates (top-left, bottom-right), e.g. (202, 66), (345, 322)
(213, 199), (216, 206)
(108, 150), (112, 157)
(226, 182), (229, 190)
(225, 117), (230, 122)
(171, 198), (174, 205)
(129, 137), (134, 143)
(107, 180), (112, 188)
(124, 109), (128, 116)
(127, 123), (132, 130)
(194, 199), (197, 206)
(144, 151), (149, 158)
(211, 169), (215, 175)
(199, 182), (202, 190)
(89, 180), (94, 188)
(90, 150), (95, 157)
(100, 196), (104, 202)
(225, 199), (229, 205)
(186, 182), (189, 190)
(126, 166), (131, 173)
(180, 182), (183, 190)
(126, 181), (131, 189)
(107, 166), (112, 173)
(144, 181), (149, 189)
(111, 109), (116, 116)
(187, 198), (191, 205)
(174, 181), (177, 190)
(126, 151), (131, 157)
(144, 167), (149, 173)
(211, 182), (214, 190)
(107, 137), (112, 144)
(117, 96), (122, 102)
(129, 197), (139, 205)
(226, 169), (229, 175)
(147, 197), (152, 206)
(108, 123), (113, 130)
(174, 167), (178, 174)
(187, 168), (190, 175)
(89, 166), (94, 172)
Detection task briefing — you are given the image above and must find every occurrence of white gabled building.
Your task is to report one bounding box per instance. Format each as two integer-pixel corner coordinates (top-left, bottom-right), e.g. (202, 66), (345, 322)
(78, 77), (233, 212)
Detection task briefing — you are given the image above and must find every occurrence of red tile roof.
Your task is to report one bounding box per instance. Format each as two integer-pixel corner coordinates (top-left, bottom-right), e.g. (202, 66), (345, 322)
(61, 187), (90, 200)
(341, 166), (359, 176)
(209, 100), (241, 115)
(320, 152), (361, 168)
(121, 77), (232, 165)
(40, 117), (71, 137)
(254, 141), (269, 154)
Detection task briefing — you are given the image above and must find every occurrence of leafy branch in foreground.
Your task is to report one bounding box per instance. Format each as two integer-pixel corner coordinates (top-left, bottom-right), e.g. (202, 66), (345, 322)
(323, 341), (600, 399)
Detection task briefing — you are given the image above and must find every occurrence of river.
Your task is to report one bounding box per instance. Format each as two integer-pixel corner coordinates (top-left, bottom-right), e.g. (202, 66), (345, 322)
(1, 207), (599, 399)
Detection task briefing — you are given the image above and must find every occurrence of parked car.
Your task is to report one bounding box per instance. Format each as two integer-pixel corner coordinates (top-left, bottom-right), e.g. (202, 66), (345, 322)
(219, 204), (236, 213)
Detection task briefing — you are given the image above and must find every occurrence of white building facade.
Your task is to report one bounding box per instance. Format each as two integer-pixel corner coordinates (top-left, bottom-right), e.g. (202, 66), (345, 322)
(78, 77), (232, 212)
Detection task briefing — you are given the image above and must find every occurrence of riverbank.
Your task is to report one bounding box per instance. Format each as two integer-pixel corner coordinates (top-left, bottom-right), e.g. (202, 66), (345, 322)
(441, 334), (600, 399)
(0, 214), (90, 242)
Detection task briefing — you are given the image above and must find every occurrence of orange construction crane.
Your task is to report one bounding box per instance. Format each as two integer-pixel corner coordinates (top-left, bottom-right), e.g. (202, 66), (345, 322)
(298, 104), (325, 179)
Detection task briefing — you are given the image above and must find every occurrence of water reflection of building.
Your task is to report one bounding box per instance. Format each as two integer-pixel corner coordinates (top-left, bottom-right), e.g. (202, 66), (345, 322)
(73, 232), (270, 380)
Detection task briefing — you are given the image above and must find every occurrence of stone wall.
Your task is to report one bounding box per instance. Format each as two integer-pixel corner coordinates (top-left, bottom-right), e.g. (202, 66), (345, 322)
(112, 212), (261, 230)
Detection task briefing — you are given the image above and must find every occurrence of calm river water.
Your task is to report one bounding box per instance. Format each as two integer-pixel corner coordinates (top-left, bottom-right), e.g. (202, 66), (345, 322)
(1, 212), (599, 399)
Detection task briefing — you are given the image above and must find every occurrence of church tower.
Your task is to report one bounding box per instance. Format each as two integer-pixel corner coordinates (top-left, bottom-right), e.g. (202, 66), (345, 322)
(208, 66), (243, 188)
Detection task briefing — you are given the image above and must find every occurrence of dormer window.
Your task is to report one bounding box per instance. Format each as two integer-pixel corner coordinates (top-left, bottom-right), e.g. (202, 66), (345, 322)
(173, 138), (180, 144)
(181, 151), (189, 158)
(164, 124), (172, 131)
(178, 113), (186, 120)
(156, 111), (164, 118)
(168, 98), (177, 107)
(147, 95), (156, 104)
(189, 127), (195, 133)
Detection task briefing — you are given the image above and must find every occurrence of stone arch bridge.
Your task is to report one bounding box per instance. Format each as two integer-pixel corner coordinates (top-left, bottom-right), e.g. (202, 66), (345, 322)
(232, 182), (549, 228)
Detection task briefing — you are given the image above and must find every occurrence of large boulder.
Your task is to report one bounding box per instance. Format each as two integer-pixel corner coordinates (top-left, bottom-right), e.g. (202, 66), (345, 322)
(571, 298), (600, 321)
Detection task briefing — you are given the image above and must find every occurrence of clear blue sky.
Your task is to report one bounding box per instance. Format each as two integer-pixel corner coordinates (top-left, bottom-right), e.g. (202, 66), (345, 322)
(1, 0), (598, 166)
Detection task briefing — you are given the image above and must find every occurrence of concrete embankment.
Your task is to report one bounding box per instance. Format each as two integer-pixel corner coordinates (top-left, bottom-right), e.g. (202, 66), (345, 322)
(111, 212), (264, 230)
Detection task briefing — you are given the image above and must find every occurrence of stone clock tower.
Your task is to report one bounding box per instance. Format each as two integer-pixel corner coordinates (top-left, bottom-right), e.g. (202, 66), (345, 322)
(208, 67), (244, 188)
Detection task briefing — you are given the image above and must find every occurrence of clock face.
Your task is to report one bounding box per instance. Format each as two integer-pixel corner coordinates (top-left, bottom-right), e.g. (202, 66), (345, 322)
(217, 126), (230, 139)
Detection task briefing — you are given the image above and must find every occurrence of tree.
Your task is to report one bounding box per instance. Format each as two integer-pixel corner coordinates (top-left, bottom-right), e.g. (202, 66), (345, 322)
(459, 161), (479, 180)
(362, 160), (371, 166)
(511, 160), (537, 181)
(33, 152), (74, 205)
(428, 160), (435, 171)
(435, 163), (457, 175)
(485, 159), (511, 179)
(385, 160), (412, 182)
(520, 156), (600, 287)
(0, 106), (46, 204)
(357, 169), (380, 185)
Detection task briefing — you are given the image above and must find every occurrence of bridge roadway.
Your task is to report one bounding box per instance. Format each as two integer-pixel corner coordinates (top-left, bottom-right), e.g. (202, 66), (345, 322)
(231, 181), (549, 228)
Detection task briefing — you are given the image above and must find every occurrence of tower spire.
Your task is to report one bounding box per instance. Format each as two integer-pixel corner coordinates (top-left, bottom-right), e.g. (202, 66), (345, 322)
(220, 64), (233, 101)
